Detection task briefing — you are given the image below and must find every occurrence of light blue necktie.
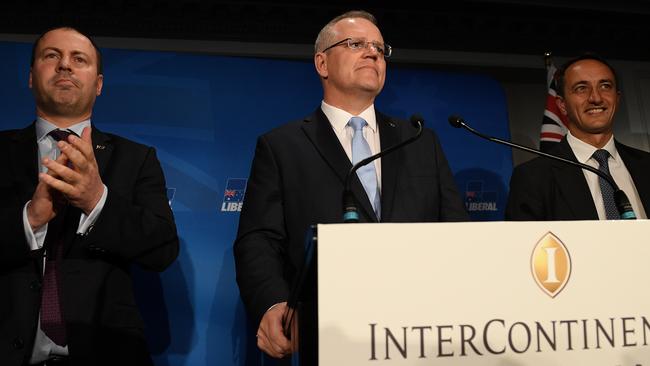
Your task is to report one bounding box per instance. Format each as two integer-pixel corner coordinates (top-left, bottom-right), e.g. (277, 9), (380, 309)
(349, 117), (381, 219)
(592, 149), (620, 219)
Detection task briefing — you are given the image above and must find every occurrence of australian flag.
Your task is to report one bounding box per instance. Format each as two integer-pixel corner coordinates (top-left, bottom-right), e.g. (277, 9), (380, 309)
(540, 53), (570, 152)
(223, 178), (247, 203)
(465, 181), (483, 205)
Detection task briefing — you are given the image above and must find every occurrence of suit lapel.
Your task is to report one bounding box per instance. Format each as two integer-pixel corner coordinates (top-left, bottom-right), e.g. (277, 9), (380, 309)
(377, 113), (400, 221)
(552, 139), (598, 219)
(301, 109), (377, 222)
(9, 123), (39, 200)
(616, 141), (650, 213)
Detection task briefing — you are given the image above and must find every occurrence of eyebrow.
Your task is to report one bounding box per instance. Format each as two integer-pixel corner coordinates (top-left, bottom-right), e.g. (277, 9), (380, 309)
(572, 78), (614, 87)
(40, 47), (90, 58)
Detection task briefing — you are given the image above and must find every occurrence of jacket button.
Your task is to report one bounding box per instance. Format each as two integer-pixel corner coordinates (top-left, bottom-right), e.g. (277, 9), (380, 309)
(12, 337), (24, 349)
(29, 280), (41, 291)
(89, 245), (106, 254)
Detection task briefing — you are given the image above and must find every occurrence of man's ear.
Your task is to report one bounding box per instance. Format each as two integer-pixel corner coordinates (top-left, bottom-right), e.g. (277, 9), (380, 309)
(314, 52), (328, 79)
(96, 74), (104, 96)
(555, 96), (567, 116)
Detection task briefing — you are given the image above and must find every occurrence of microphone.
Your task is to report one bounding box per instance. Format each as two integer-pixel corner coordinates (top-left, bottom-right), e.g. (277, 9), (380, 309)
(448, 114), (636, 219)
(342, 114), (424, 222)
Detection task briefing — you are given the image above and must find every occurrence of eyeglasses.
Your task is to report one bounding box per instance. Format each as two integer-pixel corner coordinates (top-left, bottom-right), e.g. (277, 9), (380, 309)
(321, 38), (392, 59)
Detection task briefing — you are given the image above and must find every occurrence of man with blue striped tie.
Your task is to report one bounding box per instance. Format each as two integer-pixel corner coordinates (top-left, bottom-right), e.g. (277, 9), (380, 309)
(234, 10), (468, 362)
(506, 54), (650, 221)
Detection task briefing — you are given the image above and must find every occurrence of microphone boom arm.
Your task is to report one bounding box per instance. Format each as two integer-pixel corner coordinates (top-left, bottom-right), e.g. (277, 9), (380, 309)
(449, 115), (636, 220)
(461, 121), (621, 191)
(343, 116), (424, 222)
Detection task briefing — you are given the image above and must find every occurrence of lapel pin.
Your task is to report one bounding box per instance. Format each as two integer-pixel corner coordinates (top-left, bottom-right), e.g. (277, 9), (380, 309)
(95, 144), (106, 150)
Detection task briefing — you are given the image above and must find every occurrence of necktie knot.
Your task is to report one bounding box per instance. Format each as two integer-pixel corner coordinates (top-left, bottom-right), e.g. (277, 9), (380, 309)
(592, 149), (611, 167)
(48, 129), (75, 142)
(349, 117), (367, 133)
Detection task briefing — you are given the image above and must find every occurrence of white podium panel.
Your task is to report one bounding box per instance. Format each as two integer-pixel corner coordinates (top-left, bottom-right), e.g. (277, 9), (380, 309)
(317, 221), (650, 365)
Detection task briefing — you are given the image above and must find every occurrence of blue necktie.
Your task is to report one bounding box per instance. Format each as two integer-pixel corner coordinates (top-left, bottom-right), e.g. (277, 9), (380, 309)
(592, 149), (620, 220)
(349, 117), (381, 219)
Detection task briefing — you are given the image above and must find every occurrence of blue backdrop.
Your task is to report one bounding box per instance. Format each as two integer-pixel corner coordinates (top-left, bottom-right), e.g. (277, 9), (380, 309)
(1, 41), (512, 365)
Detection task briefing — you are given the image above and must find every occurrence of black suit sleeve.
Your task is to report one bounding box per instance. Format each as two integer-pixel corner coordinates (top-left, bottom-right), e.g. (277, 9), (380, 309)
(432, 132), (470, 221)
(505, 164), (546, 220)
(234, 135), (290, 327)
(82, 147), (179, 272)
(0, 201), (32, 268)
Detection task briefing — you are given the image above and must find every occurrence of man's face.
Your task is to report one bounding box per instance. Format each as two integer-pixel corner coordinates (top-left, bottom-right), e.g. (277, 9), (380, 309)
(557, 59), (619, 141)
(318, 18), (386, 98)
(29, 28), (103, 121)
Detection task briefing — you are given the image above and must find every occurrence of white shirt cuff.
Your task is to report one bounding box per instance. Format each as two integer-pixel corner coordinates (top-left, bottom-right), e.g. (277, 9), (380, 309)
(78, 184), (108, 235)
(23, 202), (48, 251)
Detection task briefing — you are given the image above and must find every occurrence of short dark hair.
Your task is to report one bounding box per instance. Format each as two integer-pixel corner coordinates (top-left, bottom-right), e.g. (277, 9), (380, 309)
(556, 53), (617, 97)
(30, 26), (103, 75)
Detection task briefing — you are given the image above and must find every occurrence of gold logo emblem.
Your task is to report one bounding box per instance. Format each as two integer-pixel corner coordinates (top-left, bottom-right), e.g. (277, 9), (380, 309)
(531, 232), (571, 298)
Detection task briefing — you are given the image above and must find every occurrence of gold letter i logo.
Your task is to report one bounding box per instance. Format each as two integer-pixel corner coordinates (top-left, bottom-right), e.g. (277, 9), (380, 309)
(531, 232), (571, 298)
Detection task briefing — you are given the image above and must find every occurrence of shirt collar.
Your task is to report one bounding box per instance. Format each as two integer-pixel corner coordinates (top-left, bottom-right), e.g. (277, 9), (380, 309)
(320, 101), (377, 133)
(36, 117), (92, 142)
(566, 131), (618, 164)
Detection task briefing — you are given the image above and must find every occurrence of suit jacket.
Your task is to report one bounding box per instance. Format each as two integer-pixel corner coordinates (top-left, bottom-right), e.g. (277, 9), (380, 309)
(0, 123), (179, 366)
(506, 137), (650, 220)
(234, 109), (468, 327)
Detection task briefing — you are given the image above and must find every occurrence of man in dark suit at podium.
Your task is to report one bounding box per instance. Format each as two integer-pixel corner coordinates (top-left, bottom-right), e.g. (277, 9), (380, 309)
(234, 10), (468, 360)
(506, 54), (650, 220)
(0, 27), (179, 365)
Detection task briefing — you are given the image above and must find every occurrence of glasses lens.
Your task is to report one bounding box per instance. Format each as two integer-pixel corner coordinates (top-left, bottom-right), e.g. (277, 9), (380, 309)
(347, 39), (365, 50)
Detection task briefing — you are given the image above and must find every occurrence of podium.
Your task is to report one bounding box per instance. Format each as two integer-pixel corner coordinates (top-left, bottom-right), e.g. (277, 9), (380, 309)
(293, 220), (650, 365)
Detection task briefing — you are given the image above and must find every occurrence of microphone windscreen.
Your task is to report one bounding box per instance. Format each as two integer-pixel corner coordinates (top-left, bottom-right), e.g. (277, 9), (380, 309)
(409, 114), (425, 128)
(448, 115), (464, 128)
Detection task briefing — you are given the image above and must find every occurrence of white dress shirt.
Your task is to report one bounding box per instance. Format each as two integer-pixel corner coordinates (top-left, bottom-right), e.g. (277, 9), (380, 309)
(566, 131), (647, 220)
(320, 101), (382, 190)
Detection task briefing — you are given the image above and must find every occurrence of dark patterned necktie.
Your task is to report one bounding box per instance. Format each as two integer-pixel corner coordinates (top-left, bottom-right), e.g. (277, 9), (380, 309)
(48, 129), (74, 143)
(591, 149), (620, 220)
(40, 129), (74, 345)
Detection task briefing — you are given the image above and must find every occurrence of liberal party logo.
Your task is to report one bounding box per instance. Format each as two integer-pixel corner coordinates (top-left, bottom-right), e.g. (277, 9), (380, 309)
(464, 180), (497, 212)
(531, 232), (572, 298)
(221, 178), (247, 212)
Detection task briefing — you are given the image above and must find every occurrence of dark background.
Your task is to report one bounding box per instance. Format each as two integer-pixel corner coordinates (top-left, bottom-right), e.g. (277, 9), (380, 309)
(4, 0), (650, 61)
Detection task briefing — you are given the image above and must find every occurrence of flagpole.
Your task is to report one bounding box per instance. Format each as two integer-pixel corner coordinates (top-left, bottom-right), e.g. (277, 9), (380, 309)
(543, 51), (552, 68)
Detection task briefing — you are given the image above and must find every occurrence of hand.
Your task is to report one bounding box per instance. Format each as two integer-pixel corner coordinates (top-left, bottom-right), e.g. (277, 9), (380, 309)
(256, 302), (294, 358)
(27, 153), (70, 229)
(40, 126), (104, 215)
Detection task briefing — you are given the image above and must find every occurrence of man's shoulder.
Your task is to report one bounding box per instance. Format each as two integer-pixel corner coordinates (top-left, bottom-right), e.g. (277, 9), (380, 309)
(616, 140), (650, 160)
(512, 154), (558, 175)
(99, 130), (153, 154)
(0, 124), (32, 139)
(0, 128), (22, 139)
(514, 139), (573, 171)
(0, 126), (35, 152)
(261, 118), (307, 137)
(258, 110), (321, 140)
(375, 111), (438, 137)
